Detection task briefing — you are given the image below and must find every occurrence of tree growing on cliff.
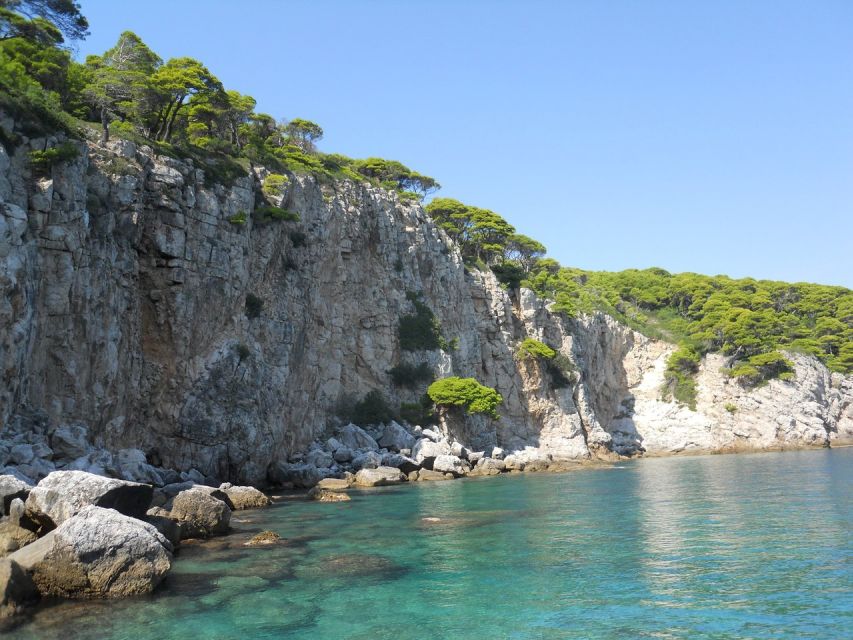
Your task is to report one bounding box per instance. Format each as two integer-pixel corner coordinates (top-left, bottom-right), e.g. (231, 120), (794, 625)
(427, 377), (502, 419)
(0, 0), (88, 45)
(82, 31), (161, 142)
(283, 118), (323, 152)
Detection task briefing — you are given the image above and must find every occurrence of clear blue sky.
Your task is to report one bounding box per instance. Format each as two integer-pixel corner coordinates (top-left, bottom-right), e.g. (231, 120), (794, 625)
(75, 0), (853, 287)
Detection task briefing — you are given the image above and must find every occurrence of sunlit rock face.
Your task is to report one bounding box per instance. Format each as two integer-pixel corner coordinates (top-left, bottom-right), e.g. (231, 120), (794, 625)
(1, 128), (850, 483)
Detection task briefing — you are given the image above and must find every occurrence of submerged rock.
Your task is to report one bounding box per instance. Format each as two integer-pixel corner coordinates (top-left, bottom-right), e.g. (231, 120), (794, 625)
(24, 471), (153, 530)
(8, 505), (172, 598)
(0, 558), (39, 623)
(308, 487), (351, 502)
(245, 531), (281, 546)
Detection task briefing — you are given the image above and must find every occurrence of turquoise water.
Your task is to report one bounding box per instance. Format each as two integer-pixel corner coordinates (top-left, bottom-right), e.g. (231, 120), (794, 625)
(11, 448), (853, 639)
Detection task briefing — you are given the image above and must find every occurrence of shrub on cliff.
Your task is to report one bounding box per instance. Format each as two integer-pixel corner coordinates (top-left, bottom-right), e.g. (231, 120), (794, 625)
(517, 338), (557, 361)
(398, 292), (443, 351)
(388, 362), (434, 387)
(728, 351), (794, 387)
(352, 390), (394, 426)
(662, 347), (700, 409)
(427, 377), (502, 419)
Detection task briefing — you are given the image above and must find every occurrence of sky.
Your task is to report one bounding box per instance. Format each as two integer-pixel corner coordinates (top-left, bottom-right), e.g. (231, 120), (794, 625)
(74, 0), (853, 287)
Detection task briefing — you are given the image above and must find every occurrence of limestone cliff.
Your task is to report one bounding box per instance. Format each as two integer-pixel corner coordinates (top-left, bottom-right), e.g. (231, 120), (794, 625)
(1, 128), (851, 484)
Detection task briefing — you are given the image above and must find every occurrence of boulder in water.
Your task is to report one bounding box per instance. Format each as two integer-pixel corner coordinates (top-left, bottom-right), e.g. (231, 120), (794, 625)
(8, 505), (172, 598)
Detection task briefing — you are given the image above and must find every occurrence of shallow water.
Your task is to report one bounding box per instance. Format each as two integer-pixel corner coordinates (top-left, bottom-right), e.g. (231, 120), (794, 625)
(10, 448), (853, 639)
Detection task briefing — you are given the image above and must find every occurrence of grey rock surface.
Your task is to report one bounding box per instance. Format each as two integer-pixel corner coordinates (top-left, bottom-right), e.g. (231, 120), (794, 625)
(24, 471), (152, 530)
(9, 505), (171, 598)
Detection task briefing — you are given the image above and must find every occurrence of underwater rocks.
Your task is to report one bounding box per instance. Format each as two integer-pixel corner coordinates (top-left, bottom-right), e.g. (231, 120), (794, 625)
(0, 467), (273, 627)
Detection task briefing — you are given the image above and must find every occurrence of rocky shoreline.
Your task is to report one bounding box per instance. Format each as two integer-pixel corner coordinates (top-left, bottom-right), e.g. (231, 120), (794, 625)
(2, 412), (848, 629)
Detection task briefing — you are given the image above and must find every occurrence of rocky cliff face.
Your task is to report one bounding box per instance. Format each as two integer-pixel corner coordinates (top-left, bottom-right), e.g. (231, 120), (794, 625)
(2, 127), (851, 484)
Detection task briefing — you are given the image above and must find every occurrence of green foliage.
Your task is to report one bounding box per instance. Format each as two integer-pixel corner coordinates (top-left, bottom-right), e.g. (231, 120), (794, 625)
(425, 197), (516, 266)
(427, 377), (503, 419)
(728, 351), (794, 387)
(492, 261), (525, 290)
(661, 347), (700, 409)
(399, 395), (435, 427)
(547, 353), (576, 388)
(517, 338), (557, 361)
(262, 173), (288, 198)
(525, 265), (853, 376)
(244, 293), (263, 319)
(388, 361), (434, 387)
(254, 206), (299, 222)
(227, 211), (247, 225)
(28, 140), (77, 172)
(724, 402), (738, 414)
(352, 390), (393, 426)
(398, 292), (444, 351)
(352, 157), (439, 198)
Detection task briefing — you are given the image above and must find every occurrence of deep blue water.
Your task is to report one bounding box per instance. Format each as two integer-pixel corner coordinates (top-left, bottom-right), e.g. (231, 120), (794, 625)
(10, 448), (853, 639)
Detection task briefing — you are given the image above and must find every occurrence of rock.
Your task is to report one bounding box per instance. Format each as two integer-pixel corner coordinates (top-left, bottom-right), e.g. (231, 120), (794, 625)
(223, 485), (271, 510)
(31, 443), (52, 459)
(467, 451), (485, 464)
(49, 424), (92, 461)
(63, 450), (112, 476)
(351, 450), (382, 471)
(381, 452), (420, 474)
(0, 521), (37, 555)
(353, 466), (405, 487)
(306, 450), (334, 469)
(411, 438), (452, 469)
(337, 423), (379, 451)
(450, 441), (469, 460)
(0, 476), (32, 515)
(490, 447), (505, 460)
(8, 505), (172, 598)
(246, 531), (280, 546)
(378, 422), (416, 451)
(17, 458), (55, 482)
(325, 438), (344, 453)
(308, 487), (351, 502)
(407, 470), (420, 482)
(432, 455), (470, 476)
(469, 457), (506, 476)
(114, 449), (164, 486)
(8, 445), (34, 466)
(180, 469), (206, 485)
(183, 484), (234, 509)
(143, 512), (181, 548)
(170, 487), (231, 539)
(332, 447), (353, 463)
(268, 462), (323, 489)
(421, 428), (442, 442)
(315, 477), (351, 492)
(25, 470), (153, 530)
(0, 558), (39, 621)
(417, 469), (453, 481)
